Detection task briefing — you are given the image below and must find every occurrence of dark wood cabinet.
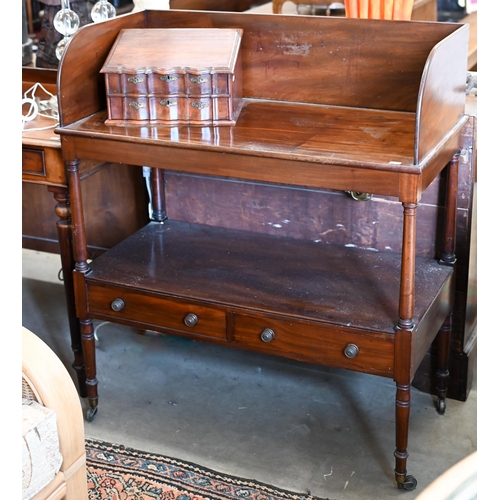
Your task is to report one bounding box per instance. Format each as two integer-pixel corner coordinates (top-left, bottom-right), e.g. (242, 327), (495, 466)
(22, 67), (150, 395)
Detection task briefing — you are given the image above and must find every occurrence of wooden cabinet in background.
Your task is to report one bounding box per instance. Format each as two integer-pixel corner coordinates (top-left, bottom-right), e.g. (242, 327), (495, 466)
(22, 67), (150, 395)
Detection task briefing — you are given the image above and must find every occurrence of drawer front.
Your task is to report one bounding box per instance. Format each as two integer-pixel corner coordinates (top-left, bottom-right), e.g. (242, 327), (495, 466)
(106, 96), (223, 124)
(88, 284), (227, 340)
(188, 97), (213, 123)
(232, 314), (394, 376)
(105, 73), (149, 95)
(106, 96), (150, 122)
(150, 96), (188, 122)
(186, 72), (212, 95)
(105, 72), (231, 96)
(22, 148), (46, 176)
(149, 73), (185, 95)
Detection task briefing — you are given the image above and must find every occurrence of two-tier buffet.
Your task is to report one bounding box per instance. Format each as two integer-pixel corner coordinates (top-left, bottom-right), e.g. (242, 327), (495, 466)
(56, 9), (469, 490)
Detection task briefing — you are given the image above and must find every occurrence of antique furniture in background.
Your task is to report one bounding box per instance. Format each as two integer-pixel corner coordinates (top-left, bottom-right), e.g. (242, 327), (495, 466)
(22, 67), (149, 396)
(56, 10), (469, 489)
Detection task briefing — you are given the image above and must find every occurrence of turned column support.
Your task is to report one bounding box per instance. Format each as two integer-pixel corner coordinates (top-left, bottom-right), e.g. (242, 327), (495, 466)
(66, 158), (98, 420)
(393, 201), (418, 490)
(66, 159), (89, 273)
(440, 151), (460, 266)
(435, 150), (461, 414)
(151, 167), (167, 222)
(398, 202), (418, 331)
(48, 185), (87, 397)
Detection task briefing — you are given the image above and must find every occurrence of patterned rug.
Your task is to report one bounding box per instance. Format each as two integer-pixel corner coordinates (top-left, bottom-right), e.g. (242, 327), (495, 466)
(86, 438), (328, 500)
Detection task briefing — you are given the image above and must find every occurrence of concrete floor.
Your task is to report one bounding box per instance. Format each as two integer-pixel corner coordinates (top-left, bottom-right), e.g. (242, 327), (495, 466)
(22, 248), (477, 499)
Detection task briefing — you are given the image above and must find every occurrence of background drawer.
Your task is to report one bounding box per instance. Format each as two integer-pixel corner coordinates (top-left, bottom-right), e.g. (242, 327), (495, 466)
(22, 148), (46, 176)
(232, 314), (394, 376)
(88, 285), (227, 340)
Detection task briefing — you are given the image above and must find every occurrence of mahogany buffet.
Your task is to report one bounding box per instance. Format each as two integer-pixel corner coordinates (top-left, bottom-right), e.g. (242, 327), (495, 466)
(56, 10), (469, 490)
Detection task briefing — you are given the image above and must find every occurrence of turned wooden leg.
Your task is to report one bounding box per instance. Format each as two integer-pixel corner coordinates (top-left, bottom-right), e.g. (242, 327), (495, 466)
(394, 382), (417, 490)
(81, 318), (98, 421)
(436, 313), (452, 414)
(435, 151), (460, 415)
(440, 152), (460, 267)
(394, 202), (418, 490)
(67, 158), (98, 420)
(151, 167), (167, 222)
(48, 186), (87, 398)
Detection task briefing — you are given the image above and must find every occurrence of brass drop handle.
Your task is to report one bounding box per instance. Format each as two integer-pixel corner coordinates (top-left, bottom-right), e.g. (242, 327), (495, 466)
(344, 344), (359, 359)
(111, 298), (125, 312)
(184, 313), (198, 327)
(347, 191), (373, 201)
(260, 328), (275, 343)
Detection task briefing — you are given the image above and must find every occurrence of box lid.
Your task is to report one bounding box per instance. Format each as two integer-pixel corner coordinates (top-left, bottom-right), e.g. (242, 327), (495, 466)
(100, 28), (243, 75)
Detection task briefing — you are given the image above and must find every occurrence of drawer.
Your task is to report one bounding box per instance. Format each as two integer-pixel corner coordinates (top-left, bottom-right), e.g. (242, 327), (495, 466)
(106, 95), (230, 124)
(149, 73), (185, 95)
(105, 72), (230, 96)
(87, 284), (227, 340)
(106, 96), (148, 122)
(105, 73), (149, 95)
(232, 314), (394, 376)
(186, 72), (213, 95)
(106, 72), (187, 96)
(22, 148), (46, 176)
(187, 97), (213, 123)
(149, 96), (188, 122)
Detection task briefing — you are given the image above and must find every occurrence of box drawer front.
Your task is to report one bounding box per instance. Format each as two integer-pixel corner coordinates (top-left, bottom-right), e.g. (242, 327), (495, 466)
(232, 314), (394, 376)
(186, 72), (212, 95)
(105, 73), (149, 95)
(150, 96), (188, 122)
(106, 96), (150, 122)
(88, 284), (227, 340)
(149, 73), (185, 95)
(188, 97), (213, 123)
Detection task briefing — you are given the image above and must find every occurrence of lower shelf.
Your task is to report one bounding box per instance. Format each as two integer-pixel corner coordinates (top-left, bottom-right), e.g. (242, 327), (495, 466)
(84, 220), (454, 377)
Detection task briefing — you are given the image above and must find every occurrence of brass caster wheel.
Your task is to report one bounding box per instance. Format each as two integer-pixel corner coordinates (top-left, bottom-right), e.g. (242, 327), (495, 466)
(398, 476), (417, 491)
(437, 398), (446, 415)
(86, 406), (98, 422)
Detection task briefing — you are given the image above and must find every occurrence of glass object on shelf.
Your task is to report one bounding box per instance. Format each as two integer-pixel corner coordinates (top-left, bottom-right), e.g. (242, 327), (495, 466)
(91, 0), (117, 23)
(53, 0), (80, 60)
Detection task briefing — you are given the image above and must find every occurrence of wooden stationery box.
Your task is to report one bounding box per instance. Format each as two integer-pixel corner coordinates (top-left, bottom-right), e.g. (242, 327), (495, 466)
(101, 28), (243, 126)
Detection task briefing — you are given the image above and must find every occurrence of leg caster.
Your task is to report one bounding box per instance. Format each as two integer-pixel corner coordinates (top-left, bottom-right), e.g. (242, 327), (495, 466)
(396, 474), (418, 491)
(437, 396), (446, 415)
(86, 406), (98, 422)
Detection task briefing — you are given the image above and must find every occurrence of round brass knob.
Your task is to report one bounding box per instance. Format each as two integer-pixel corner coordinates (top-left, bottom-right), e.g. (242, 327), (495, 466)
(344, 344), (359, 359)
(111, 298), (125, 312)
(184, 313), (198, 327)
(260, 328), (275, 343)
